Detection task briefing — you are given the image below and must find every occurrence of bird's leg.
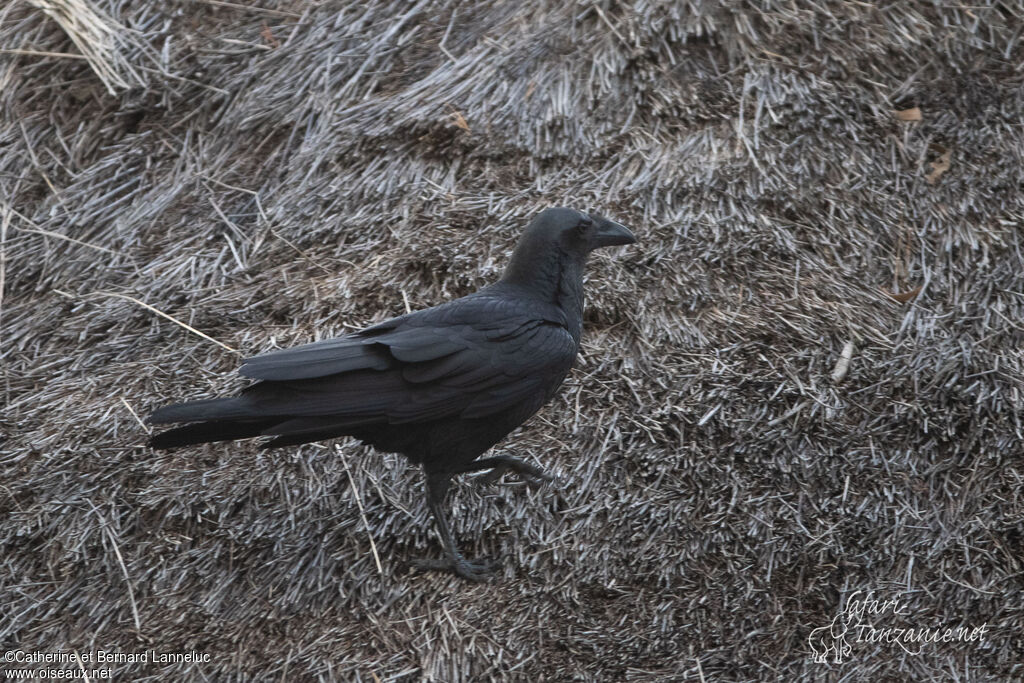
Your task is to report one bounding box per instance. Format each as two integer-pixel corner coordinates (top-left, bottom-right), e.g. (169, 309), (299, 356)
(454, 455), (553, 489)
(409, 471), (497, 581)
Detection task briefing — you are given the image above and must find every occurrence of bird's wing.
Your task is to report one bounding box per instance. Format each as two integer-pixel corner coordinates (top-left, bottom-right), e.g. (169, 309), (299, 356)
(393, 315), (577, 421)
(237, 295), (578, 422)
(238, 334), (393, 380)
(239, 294), (539, 381)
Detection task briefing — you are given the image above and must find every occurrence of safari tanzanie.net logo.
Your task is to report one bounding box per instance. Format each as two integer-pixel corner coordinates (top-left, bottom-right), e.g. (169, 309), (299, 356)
(807, 590), (990, 664)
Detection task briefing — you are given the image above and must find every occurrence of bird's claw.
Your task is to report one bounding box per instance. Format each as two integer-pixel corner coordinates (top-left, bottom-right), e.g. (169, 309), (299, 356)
(520, 470), (554, 489)
(476, 462), (553, 489)
(410, 555), (499, 581)
(475, 465), (510, 487)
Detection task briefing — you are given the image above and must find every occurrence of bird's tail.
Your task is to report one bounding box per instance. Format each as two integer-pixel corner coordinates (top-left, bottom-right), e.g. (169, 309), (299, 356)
(148, 397), (257, 424)
(147, 397), (274, 450)
(146, 397), (375, 450)
(148, 419), (277, 449)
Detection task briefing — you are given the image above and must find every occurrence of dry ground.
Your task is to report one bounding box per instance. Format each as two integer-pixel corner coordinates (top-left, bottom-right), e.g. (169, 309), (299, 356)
(2, 1), (1023, 680)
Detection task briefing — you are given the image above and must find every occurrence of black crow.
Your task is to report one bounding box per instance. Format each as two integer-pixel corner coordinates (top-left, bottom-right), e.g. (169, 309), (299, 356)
(148, 207), (635, 579)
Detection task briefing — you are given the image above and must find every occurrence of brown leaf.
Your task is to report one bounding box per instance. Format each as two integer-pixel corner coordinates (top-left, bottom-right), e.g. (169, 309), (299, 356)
(894, 107), (922, 121)
(261, 23), (280, 49)
(926, 146), (951, 184)
(449, 109), (470, 132)
(882, 285), (922, 303)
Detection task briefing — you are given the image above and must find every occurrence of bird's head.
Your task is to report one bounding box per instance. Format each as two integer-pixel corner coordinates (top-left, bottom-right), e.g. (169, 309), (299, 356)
(499, 207), (635, 297)
(523, 207), (636, 255)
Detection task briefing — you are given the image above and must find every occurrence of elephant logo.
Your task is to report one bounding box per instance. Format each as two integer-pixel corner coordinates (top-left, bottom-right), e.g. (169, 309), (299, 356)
(808, 613), (853, 664)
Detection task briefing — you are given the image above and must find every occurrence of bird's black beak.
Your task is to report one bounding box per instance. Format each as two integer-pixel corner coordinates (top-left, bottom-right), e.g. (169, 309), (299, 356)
(591, 216), (636, 249)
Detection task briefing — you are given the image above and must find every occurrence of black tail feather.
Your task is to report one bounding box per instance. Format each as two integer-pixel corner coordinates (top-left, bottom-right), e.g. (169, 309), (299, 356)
(261, 427), (358, 449)
(149, 419), (274, 449)
(148, 397), (256, 425)
(147, 399), (381, 450)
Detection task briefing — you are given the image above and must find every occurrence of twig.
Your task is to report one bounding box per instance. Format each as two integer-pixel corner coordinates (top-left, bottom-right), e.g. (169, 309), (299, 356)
(831, 341), (855, 383)
(53, 289), (239, 354)
(339, 448), (383, 575)
(0, 48), (88, 59)
(11, 222), (122, 256)
(88, 502), (143, 635)
(193, 0), (302, 18)
(121, 397), (149, 433)
(72, 651), (91, 683)
(0, 204), (8, 329)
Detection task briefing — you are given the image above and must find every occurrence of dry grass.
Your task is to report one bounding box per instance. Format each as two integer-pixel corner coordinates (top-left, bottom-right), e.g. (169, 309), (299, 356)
(23, 0), (148, 93)
(2, 0), (1023, 680)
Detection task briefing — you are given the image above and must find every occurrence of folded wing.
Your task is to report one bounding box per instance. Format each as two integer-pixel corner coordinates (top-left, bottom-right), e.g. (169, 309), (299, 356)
(231, 295), (577, 425)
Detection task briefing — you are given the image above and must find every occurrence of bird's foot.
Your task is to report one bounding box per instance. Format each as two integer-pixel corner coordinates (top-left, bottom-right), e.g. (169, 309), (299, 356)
(476, 460), (553, 489)
(409, 554), (500, 582)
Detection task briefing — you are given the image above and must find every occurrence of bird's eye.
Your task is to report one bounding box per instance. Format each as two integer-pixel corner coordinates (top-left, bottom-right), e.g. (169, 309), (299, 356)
(575, 215), (593, 234)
